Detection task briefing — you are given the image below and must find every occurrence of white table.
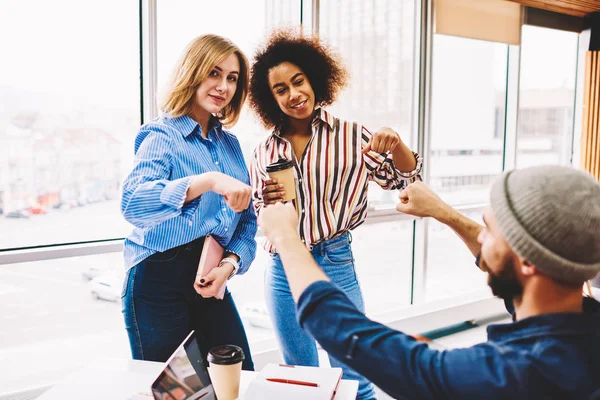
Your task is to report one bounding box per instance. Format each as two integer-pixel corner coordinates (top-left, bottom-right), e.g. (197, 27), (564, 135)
(37, 357), (358, 400)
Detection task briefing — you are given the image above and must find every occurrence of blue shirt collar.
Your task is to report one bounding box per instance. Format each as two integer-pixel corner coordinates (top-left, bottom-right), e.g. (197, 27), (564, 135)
(167, 115), (223, 138)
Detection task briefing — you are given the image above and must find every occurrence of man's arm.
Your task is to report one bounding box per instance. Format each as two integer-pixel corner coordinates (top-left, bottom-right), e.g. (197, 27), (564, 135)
(260, 203), (330, 301)
(395, 181), (483, 258)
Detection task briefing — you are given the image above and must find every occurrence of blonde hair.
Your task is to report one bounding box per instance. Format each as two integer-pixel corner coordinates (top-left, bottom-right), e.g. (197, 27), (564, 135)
(160, 34), (249, 128)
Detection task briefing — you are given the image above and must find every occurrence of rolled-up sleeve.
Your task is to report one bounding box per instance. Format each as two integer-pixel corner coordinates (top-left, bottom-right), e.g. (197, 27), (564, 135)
(121, 128), (201, 229)
(225, 203), (257, 274)
(361, 126), (423, 190)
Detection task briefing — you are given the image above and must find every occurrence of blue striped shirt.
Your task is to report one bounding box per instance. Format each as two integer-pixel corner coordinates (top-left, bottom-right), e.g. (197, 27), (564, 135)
(121, 115), (257, 272)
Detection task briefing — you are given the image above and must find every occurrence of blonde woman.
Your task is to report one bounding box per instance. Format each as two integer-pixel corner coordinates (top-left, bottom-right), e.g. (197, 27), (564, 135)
(121, 35), (256, 369)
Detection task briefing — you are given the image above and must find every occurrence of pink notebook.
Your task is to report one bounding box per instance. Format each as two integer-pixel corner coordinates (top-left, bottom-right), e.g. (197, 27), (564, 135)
(196, 235), (226, 299)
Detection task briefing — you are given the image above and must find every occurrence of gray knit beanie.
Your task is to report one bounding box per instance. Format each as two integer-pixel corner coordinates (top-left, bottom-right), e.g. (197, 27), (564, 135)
(490, 165), (600, 285)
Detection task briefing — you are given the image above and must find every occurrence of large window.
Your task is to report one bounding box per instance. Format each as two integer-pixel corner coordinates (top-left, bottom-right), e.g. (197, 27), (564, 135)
(0, 0), (140, 250)
(516, 26), (578, 168)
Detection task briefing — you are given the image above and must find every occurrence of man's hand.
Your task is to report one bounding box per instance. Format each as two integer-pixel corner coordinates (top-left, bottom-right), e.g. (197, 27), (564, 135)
(395, 181), (452, 221)
(258, 202), (329, 301)
(397, 181), (483, 257)
(362, 127), (401, 154)
(258, 202), (299, 246)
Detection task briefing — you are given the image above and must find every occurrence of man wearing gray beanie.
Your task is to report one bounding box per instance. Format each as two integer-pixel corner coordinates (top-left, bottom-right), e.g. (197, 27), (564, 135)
(257, 165), (600, 400)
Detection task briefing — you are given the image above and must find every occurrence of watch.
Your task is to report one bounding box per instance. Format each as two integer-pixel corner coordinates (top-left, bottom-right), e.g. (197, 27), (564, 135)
(219, 257), (240, 280)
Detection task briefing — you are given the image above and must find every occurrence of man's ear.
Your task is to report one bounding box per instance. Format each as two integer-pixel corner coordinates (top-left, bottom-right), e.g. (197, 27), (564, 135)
(520, 258), (537, 276)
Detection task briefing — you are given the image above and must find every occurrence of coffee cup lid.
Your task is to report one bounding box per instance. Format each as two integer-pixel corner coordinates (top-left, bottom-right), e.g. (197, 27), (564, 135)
(266, 158), (294, 173)
(207, 345), (245, 365)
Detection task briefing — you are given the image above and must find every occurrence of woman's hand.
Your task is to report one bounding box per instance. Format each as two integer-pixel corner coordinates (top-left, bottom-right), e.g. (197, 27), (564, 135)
(209, 173), (252, 213)
(194, 262), (234, 300)
(362, 127), (401, 154)
(262, 178), (285, 205)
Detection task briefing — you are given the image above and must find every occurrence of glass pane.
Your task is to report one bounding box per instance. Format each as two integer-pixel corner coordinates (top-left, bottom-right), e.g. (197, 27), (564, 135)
(319, 0), (418, 208)
(265, 0), (302, 31)
(0, 0), (140, 250)
(156, 0), (302, 344)
(426, 35), (508, 302)
(425, 212), (488, 302)
(352, 220), (414, 314)
(516, 26), (578, 168)
(429, 35), (508, 206)
(0, 253), (129, 395)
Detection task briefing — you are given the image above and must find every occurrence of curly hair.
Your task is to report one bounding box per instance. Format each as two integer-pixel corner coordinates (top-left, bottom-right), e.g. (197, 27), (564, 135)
(249, 29), (348, 129)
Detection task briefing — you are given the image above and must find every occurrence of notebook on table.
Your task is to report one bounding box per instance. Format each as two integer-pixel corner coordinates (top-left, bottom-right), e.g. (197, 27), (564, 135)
(243, 363), (343, 400)
(196, 235), (226, 299)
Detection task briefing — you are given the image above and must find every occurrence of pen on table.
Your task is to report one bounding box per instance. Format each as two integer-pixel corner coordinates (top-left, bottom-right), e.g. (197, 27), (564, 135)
(266, 378), (319, 387)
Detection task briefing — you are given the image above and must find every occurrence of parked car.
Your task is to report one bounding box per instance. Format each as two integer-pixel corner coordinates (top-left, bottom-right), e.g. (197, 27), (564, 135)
(28, 206), (47, 215)
(240, 302), (273, 329)
(89, 274), (122, 302)
(5, 210), (30, 219)
(81, 266), (104, 280)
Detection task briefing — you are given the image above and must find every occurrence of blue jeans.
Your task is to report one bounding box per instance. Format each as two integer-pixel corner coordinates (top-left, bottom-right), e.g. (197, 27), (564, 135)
(266, 233), (376, 400)
(121, 236), (254, 370)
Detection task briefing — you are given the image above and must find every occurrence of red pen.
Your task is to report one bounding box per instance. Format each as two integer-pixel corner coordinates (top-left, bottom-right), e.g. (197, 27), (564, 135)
(266, 378), (319, 387)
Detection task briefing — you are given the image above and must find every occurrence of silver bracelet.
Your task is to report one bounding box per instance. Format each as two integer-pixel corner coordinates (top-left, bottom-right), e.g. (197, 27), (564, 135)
(219, 257), (240, 280)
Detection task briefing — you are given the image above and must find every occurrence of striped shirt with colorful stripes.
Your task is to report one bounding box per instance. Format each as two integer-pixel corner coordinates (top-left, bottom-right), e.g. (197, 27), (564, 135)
(250, 108), (422, 253)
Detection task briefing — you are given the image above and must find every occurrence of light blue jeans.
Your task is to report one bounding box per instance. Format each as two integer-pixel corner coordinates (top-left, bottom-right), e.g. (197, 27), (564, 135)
(265, 232), (376, 400)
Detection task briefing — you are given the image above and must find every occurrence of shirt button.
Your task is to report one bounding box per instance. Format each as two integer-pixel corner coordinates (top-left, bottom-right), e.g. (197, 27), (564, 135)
(188, 221), (193, 227)
(225, 227), (229, 232)
(222, 207), (226, 212)
(299, 179), (302, 183)
(215, 161), (219, 166)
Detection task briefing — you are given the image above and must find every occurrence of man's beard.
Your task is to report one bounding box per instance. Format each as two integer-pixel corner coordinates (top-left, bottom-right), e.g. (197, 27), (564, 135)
(479, 256), (523, 301)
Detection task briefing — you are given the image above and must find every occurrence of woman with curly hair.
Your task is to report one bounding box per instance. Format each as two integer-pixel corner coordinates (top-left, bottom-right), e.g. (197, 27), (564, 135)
(248, 30), (422, 399)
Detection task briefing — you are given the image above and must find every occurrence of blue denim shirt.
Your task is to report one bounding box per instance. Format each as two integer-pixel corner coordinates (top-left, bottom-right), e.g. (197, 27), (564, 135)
(297, 280), (600, 400)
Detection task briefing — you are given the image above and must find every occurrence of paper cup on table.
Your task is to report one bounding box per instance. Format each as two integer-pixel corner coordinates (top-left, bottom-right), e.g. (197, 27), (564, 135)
(266, 158), (296, 202)
(208, 344), (245, 400)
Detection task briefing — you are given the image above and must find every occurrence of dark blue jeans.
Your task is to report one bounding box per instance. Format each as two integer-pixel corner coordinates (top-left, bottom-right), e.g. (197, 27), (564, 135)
(121, 237), (254, 370)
